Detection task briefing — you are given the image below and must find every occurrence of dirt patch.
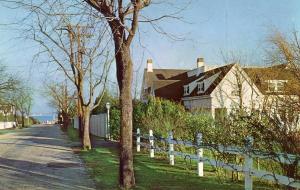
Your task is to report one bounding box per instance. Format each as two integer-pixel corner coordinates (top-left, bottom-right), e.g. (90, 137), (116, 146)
(71, 146), (82, 154)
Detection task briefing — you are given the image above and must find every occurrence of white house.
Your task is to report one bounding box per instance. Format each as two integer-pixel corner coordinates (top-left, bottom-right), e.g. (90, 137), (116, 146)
(141, 58), (299, 119)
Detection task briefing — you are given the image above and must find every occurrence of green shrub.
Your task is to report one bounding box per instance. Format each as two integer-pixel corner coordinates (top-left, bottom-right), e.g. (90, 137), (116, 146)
(136, 97), (186, 137)
(183, 112), (214, 142)
(110, 107), (120, 140)
(112, 97), (216, 141)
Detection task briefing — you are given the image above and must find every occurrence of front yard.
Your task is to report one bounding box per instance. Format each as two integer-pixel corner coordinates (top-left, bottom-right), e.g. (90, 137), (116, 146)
(80, 145), (276, 190)
(65, 126), (283, 190)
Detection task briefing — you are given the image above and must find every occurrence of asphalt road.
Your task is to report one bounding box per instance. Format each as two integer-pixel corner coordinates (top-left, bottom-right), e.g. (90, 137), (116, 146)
(0, 125), (96, 190)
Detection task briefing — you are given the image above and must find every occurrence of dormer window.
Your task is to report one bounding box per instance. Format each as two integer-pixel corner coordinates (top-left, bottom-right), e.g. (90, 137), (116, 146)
(184, 85), (189, 95)
(267, 80), (287, 92)
(197, 82), (205, 93)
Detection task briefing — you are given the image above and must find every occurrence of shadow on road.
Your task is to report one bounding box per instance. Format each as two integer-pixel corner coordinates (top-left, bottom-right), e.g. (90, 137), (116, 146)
(0, 125), (95, 190)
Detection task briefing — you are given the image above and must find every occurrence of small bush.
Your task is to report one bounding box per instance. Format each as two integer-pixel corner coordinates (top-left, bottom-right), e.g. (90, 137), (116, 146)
(110, 107), (120, 140)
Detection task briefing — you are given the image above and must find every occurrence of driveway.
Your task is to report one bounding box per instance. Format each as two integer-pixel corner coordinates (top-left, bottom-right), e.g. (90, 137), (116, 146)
(0, 125), (95, 190)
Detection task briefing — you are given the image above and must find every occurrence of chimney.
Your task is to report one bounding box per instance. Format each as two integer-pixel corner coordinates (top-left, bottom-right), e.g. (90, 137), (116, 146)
(196, 57), (205, 74)
(197, 57), (204, 68)
(147, 59), (153, 72)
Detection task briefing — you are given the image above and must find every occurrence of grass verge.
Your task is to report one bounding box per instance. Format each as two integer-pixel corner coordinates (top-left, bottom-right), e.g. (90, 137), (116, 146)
(0, 127), (24, 135)
(67, 126), (80, 142)
(80, 146), (276, 190)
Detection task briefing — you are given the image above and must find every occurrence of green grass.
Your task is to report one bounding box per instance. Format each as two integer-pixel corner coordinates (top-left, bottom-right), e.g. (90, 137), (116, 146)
(80, 146), (277, 190)
(81, 148), (119, 189)
(67, 126), (80, 142)
(0, 129), (14, 135)
(0, 128), (22, 135)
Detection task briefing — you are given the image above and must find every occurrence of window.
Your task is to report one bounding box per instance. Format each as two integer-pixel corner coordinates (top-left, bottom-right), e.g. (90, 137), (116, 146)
(267, 81), (277, 92)
(184, 85), (190, 95)
(276, 81), (285, 91)
(197, 82), (205, 93)
(267, 80), (287, 92)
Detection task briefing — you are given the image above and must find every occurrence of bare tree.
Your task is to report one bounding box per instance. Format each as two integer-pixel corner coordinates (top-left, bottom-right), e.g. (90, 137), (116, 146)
(31, 10), (112, 149)
(0, 64), (20, 96)
(0, 64), (21, 124)
(2, 0), (187, 187)
(44, 80), (75, 130)
(82, 1), (148, 186)
(261, 30), (300, 189)
(12, 87), (32, 128)
(82, 1), (188, 187)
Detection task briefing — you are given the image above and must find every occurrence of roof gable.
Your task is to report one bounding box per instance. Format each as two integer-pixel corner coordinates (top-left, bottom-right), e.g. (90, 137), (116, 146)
(184, 64), (235, 97)
(143, 68), (188, 89)
(243, 64), (300, 95)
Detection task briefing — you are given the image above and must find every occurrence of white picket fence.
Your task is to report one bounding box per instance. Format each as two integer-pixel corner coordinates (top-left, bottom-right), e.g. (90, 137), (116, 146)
(135, 128), (300, 190)
(0, 122), (16, 129)
(73, 113), (108, 138)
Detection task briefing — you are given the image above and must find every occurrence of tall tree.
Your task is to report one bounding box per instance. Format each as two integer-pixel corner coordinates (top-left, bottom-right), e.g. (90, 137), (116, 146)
(12, 87), (32, 128)
(83, 1), (150, 187)
(2, 0), (187, 187)
(0, 64), (21, 124)
(31, 2), (112, 149)
(83, 1), (188, 187)
(0, 64), (19, 96)
(44, 80), (75, 129)
(264, 30), (300, 189)
(0, 0), (113, 149)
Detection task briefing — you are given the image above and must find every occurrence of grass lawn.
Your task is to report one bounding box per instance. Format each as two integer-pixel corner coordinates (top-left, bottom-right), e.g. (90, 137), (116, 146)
(80, 146), (277, 190)
(0, 128), (22, 135)
(67, 126), (80, 142)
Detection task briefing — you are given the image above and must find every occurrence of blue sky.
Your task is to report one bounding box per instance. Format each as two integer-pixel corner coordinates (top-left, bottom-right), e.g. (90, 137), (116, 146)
(0, 0), (300, 114)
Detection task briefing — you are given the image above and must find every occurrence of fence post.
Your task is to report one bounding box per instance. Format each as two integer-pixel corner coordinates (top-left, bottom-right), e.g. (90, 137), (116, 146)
(149, 130), (154, 158)
(137, 128), (140, 152)
(168, 131), (174, 165)
(197, 133), (204, 177)
(244, 136), (254, 190)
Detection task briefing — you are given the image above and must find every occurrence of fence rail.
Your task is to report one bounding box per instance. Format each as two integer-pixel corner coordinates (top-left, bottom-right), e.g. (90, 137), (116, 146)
(134, 128), (300, 190)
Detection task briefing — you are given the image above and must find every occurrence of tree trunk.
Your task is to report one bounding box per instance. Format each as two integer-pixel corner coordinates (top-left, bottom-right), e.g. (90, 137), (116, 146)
(14, 109), (18, 126)
(21, 112), (25, 128)
(282, 142), (298, 190)
(77, 82), (84, 139)
(283, 163), (298, 190)
(61, 112), (70, 131)
(82, 106), (91, 150)
(115, 43), (135, 188)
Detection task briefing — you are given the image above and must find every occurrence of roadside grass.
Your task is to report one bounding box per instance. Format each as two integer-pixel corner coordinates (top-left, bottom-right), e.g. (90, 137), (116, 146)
(0, 127), (24, 135)
(80, 146), (276, 190)
(67, 126), (80, 142)
(0, 129), (16, 135)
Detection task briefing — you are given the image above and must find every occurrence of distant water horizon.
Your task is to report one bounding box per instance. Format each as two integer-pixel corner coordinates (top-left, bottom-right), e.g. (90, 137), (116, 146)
(32, 115), (55, 123)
